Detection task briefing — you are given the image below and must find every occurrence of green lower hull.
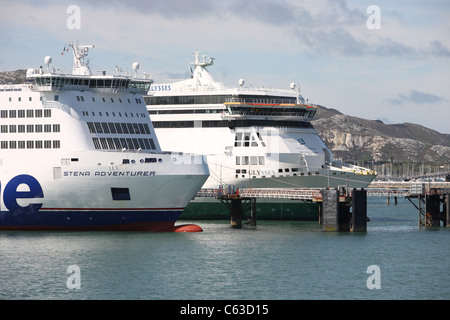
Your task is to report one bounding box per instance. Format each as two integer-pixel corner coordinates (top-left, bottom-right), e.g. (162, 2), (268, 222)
(179, 198), (319, 221)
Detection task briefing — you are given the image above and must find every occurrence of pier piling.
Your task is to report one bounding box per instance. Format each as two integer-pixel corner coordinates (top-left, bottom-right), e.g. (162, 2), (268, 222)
(216, 191), (257, 229)
(425, 194), (441, 227)
(320, 189), (339, 231)
(351, 188), (367, 232)
(320, 188), (367, 232)
(230, 199), (243, 228)
(319, 189), (354, 232)
(446, 193), (449, 227)
(247, 198), (257, 227)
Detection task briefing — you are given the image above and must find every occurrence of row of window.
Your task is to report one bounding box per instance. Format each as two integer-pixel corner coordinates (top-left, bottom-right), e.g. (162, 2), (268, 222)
(148, 108), (222, 115)
(234, 170), (320, 179)
(1, 140), (60, 149)
(5, 95), (35, 102)
(144, 94), (297, 106)
(87, 122), (151, 135)
(75, 95), (143, 105)
(81, 110), (147, 118)
(234, 132), (266, 147)
(236, 156), (266, 166)
(1, 124), (60, 133)
(235, 167), (305, 173)
(145, 94), (229, 105)
(1, 109), (52, 118)
(152, 120), (314, 129)
(34, 77), (150, 94)
(227, 106), (315, 118)
(92, 137), (156, 150)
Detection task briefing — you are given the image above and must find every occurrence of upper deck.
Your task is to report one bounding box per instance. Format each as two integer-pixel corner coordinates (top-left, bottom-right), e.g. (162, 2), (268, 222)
(0, 42), (161, 153)
(27, 42), (152, 95)
(145, 51), (317, 122)
(31, 73), (151, 95)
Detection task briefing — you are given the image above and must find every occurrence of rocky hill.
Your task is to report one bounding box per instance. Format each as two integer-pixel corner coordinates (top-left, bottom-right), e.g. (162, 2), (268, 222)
(312, 105), (450, 164)
(0, 69), (26, 84)
(2, 70), (449, 166)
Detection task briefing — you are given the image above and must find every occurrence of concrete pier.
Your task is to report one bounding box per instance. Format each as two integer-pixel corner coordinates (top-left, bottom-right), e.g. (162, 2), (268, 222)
(320, 189), (340, 231)
(319, 188), (367, 232)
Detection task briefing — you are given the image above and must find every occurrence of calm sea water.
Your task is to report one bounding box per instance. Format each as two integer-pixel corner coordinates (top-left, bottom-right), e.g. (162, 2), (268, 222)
(0, 197), (448, 301)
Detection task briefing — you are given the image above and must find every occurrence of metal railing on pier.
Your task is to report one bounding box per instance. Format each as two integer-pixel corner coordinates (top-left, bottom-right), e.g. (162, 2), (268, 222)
(195, 181), (450, 201)
(196, 187), (341, 202)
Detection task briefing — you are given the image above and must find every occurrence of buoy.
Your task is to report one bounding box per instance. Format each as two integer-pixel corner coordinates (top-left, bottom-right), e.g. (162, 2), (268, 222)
(172, 224), (203, 232)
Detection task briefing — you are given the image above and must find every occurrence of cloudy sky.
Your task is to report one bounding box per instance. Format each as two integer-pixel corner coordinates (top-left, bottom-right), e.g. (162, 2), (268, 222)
(1, 0), (449, 133)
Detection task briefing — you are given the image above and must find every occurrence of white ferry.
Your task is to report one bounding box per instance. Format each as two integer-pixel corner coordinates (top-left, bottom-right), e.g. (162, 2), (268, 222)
(145, 51), (376, 220)
(0, 42), (209, 231)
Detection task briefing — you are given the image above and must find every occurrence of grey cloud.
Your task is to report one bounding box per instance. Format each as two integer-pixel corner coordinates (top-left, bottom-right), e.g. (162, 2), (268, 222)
(375, 40), (450, 58)
(373, 38), (416, 57)
(76, 0), (218, 18)
(295, 27), (366, 56)
(295, 26), (450, 58)
(322, 0), (366, 26)
(57, 0), (450, 58)
(387, 90), (446, 105)
(227, 0), (311, 26)
(428, 40), (450, 57)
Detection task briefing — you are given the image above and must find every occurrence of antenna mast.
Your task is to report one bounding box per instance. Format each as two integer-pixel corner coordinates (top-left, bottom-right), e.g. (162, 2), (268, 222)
(67, 41), (95, 75)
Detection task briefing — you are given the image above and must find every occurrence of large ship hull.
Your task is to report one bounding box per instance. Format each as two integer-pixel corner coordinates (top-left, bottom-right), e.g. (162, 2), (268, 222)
(0, 151), (208, 231)
(0, 209), (183, 231)
(181, 197), (319, 221)
(153, 127), (375, 221)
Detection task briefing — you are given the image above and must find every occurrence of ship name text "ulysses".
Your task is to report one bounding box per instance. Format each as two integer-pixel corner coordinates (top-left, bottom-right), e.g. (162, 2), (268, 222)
(249, 169), (276, 176)
(149, 84), (171, 92)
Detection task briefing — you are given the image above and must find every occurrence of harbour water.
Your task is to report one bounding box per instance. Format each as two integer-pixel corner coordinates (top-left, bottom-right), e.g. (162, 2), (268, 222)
(0, 197), (448, 301)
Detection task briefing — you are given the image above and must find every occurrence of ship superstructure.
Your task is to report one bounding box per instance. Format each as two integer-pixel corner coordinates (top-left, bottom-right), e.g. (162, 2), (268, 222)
(144, 51), (376, 220)
(0, 42), (209, 231)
